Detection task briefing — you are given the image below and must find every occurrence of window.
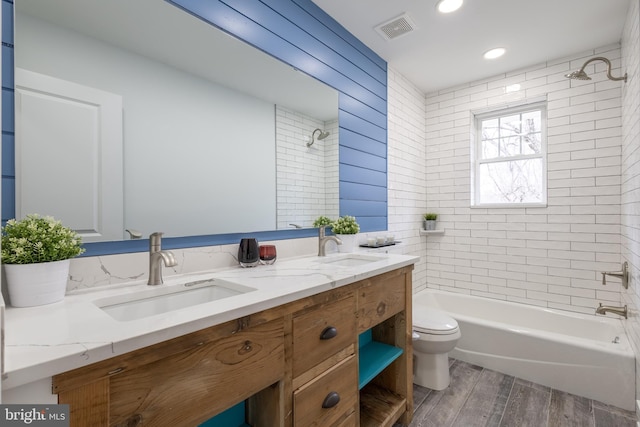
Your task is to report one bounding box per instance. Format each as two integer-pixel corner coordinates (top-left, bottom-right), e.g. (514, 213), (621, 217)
(472, 102), (547, 206)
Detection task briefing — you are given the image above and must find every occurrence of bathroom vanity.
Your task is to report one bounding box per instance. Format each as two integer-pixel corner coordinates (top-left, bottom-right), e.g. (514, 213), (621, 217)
(2, 253), (418, 427)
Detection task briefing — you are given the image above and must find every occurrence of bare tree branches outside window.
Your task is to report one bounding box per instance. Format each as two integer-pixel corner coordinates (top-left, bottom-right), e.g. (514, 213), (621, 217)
(474, 105), (546, 205)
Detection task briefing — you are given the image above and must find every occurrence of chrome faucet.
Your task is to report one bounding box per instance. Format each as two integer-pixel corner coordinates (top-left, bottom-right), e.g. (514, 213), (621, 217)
(318, 225), (342, 256)
(595, 303), (628, 319)
(148, 232), (177, 285)
(601, 261), (629, 289)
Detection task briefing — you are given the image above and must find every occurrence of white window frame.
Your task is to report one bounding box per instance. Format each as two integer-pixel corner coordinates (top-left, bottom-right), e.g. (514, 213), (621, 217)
(472, 102), (547, 208)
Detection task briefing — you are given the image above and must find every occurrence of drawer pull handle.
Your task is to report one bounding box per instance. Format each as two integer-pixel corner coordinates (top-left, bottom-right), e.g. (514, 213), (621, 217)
(322, 391), (340, 409)
(320, 326), (338, 340)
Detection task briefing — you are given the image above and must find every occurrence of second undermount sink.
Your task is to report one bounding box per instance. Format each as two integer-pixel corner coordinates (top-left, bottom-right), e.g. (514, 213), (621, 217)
(316, 254), (383, 267)
(95, 278), (256, 322)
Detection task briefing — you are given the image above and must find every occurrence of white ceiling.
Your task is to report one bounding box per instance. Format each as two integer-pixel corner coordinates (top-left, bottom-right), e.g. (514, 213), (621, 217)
(313, 0), (631, 94)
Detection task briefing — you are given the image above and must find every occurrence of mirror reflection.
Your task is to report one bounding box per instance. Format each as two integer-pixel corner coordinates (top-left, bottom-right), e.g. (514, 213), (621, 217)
(14, 0), (339, 242)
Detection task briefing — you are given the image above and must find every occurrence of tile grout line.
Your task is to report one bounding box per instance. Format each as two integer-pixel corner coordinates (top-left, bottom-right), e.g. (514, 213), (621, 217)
(496, 373), (516, 427)
(449, 362), (485, 426)
(544, 387), (552, 427)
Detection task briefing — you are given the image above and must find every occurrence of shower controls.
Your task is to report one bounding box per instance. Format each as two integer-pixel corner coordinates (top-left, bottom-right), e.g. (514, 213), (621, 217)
(601, 261), (629, 289)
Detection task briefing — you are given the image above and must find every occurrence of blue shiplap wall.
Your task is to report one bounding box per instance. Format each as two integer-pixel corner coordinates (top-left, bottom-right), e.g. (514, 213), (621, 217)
(1, 0), (387, 256)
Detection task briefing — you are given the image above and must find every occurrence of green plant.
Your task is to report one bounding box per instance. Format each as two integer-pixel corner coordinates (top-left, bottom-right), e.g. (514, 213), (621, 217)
(423, 213), (438, 221)
(312, 216), (334, 228)
(1, 214), (85, 264)
(331, 215), (360, 235)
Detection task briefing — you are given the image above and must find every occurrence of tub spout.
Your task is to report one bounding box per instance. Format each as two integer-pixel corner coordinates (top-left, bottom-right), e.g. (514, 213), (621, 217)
(595, 303), (628, 319)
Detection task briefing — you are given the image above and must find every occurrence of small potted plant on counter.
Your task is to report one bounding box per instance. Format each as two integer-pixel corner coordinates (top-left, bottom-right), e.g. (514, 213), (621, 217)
(423, 213), (438, 231)
(1, 214), (85, 307)
(331, 215), (360, 253)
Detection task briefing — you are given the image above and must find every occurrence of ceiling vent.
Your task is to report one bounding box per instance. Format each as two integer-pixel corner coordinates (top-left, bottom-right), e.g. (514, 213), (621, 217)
(375, 14), (417, 41)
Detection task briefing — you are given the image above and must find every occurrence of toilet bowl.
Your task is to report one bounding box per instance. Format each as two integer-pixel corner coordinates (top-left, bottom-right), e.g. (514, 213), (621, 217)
(412, 309), (461, 390)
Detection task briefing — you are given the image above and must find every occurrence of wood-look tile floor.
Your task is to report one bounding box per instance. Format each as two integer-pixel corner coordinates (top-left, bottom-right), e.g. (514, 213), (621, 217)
(401, 359), (636, 427)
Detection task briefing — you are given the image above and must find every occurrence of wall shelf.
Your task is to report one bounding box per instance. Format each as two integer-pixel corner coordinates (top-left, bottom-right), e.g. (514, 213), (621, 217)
(420, 229), (445, 236)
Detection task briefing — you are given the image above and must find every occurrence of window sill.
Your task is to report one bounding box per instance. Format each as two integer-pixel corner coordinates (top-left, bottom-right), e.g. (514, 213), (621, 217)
(470, 203), (547, 209)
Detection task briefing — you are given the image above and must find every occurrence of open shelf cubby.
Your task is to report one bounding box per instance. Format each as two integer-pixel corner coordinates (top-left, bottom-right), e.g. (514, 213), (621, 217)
(360, 383), (407, 427)
(358, 329), (403, 390)
(199, 401), (250, 427)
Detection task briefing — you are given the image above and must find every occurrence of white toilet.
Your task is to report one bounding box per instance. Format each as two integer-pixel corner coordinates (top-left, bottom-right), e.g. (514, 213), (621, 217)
(412, 309), (461, 390)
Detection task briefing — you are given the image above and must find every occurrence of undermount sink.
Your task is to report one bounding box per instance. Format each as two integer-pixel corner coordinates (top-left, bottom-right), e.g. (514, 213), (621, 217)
(95, 278), (256, 321)
(316, 254), (382, 267)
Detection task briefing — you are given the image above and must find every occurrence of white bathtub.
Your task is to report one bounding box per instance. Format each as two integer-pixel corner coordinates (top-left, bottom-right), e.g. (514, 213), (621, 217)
(413, 289), (635, 411)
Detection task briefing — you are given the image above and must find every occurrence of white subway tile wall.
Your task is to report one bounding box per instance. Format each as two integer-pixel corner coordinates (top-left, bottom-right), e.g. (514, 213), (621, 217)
(425, 44), (626, 315)
(387, 68), (428, 290)
(621, 0), (640, 406)
(275, 106), (339, 229)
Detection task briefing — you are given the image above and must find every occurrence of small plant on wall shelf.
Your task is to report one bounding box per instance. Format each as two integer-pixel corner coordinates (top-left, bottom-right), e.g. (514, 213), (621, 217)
(423, 213), (438, 230)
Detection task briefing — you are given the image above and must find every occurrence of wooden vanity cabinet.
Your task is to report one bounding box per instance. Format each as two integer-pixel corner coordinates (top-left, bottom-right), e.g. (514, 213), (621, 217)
(53, 265), (413, 427)
(357, 268), (413, 427)
(290, 294), (358, 426)
(54, 314), (286, 427)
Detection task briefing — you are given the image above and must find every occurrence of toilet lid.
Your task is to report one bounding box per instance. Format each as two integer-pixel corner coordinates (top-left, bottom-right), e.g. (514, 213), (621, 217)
(413, 309), (459, 335)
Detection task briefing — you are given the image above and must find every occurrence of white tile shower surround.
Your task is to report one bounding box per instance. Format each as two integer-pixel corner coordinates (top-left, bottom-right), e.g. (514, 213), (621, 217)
(275, 105), (339, 230)
(424, 44), (626, 315)
(621, 0), (640, 408)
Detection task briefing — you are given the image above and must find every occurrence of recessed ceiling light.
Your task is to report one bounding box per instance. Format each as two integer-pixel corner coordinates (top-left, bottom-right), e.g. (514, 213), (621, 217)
(483, 47), (506, 59)
(436, 0), (463, 14)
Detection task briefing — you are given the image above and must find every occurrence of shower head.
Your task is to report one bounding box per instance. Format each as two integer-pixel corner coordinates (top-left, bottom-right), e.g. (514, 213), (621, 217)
(306, 128), (330, 147)
(564, 56), (627, 82)
(565, 70), (591, 80)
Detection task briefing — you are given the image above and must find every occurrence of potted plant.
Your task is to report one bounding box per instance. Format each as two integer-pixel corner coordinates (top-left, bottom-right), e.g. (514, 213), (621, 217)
(423, 213), (438, 230)
(1, 214), (85, 307)
(331, 215), (360, 252)
(312, 216), (333, 228)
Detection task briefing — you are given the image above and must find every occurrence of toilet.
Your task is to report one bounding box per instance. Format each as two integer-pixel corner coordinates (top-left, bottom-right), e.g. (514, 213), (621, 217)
(412, 309), (461, 390)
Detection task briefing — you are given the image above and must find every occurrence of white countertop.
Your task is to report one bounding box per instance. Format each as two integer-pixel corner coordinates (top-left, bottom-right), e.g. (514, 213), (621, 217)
(2, 252), (418, 391)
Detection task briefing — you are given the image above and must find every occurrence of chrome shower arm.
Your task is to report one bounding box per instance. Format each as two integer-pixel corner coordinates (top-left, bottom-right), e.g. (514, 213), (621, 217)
(566, 56), (627, 82)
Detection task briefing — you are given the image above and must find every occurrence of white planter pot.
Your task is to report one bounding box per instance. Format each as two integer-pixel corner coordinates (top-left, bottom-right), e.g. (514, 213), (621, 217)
(337, 234), (358, 253)
(4, 259), (70, 307)
(424, 220), (437, 230)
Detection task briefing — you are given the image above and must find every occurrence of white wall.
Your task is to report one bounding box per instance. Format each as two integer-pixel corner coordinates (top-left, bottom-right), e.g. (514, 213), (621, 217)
(621, 0), (640, 406)
(424, 45), (625, 314)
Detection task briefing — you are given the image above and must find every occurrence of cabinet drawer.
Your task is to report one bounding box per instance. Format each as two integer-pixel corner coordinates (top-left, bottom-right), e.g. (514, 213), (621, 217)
(293, 295), (356, 377)
(293, 355), (358, 427)
(109, 319), (284, 427)
(357, 273), (406, 332)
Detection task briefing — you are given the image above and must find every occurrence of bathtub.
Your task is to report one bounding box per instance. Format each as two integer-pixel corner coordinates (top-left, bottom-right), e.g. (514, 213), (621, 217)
(413, 289), (635, 411)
